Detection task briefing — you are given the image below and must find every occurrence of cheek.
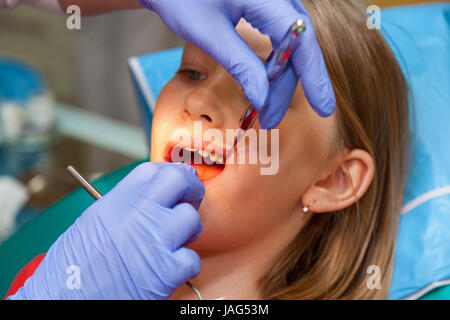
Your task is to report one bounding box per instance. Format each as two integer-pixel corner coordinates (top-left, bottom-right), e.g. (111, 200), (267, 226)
(189, 149), (301, 252)
(150, 85), (186, 160)
(190, 172), (291, 251)
(153, 85), (183, 123)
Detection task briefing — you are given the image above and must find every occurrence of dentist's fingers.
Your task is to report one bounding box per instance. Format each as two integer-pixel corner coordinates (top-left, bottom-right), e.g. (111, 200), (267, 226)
(290, 0), (307, 12)
(231, 0), (305, 48)
(167, 247), (201, 286)
(162, 202), (202, 251)
(145, 163), (205, 210)
(289, 0), (336, 117)
(112, 162), (203, 210)
(289, 14), (336, 117)
(258, 65), (298, 129)
(232, 0), (335, 119)
(191, 20), (271, 113)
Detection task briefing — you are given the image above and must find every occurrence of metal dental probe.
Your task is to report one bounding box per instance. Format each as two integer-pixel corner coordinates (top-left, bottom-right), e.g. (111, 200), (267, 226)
(66, 165), (203, 300)
(66, 166), (102, 200)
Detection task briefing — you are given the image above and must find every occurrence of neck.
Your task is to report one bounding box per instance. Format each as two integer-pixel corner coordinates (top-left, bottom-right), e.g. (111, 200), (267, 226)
(170, 209), (309, 300)
(170, 230), (291, 300)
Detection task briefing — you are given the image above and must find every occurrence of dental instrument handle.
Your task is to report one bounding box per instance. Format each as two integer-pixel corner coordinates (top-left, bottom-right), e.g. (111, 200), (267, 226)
(66, 165), (102, 200)
(240, 19), (306, 131)
(65, 165), (203, 300)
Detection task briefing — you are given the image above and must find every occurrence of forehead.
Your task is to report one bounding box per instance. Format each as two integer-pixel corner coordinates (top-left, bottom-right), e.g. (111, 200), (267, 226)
(183, 19), (273, 63)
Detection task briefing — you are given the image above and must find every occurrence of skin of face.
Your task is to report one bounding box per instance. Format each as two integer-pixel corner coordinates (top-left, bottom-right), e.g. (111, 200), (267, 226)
(150, 20), (338, 257)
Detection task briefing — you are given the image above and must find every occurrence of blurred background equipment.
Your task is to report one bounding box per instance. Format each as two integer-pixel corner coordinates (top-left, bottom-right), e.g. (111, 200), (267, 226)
(0, 7), (181, 242)
(0, 56), (55, 243)
(0, 175), (29, 243)
(0, 7), (183, 125)
(0, 57), (56, 151)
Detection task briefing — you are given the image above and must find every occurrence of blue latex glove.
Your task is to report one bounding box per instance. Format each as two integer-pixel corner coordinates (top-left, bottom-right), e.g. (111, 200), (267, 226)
(9, 162), (205, 300)
(138, 0), (336, 129)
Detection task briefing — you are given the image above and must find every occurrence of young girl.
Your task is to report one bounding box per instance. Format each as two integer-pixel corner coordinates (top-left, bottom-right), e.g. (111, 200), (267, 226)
(150, 0), (409, 299)
(4, 0), (410, 301)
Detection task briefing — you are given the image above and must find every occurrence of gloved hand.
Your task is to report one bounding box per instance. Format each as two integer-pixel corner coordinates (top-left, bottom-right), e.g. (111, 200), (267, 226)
(9, 162), (205, 300)
(138, 0), (336, 129)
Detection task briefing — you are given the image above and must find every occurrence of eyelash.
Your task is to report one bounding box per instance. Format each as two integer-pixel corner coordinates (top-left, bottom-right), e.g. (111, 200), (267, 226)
(177, 69), (207, 81)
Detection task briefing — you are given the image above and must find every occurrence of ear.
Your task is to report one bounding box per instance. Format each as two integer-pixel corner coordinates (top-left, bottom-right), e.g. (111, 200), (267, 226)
(301, 149), (375, 213)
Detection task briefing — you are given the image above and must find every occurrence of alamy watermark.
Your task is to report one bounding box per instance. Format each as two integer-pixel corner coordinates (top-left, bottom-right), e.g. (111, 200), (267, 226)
(66, 5), (81, 30)
(66, 264), (81, 290)
(367, 5), (381, 30)
(366, 265), (381, 290)
(170, 121), (280, 175)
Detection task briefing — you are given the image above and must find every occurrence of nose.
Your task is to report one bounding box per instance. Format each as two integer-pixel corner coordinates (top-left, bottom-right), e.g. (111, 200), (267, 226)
(183, 83), (225, 129)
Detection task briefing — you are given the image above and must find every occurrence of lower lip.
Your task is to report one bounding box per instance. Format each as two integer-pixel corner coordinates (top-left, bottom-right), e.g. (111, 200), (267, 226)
(191, 163), (225, 181)
(164, 146), (225, 181)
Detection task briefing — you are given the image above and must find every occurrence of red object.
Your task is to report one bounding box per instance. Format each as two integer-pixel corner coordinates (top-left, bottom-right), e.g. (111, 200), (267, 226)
(4, 253), (46, 299)
(282, 49), (292, 62)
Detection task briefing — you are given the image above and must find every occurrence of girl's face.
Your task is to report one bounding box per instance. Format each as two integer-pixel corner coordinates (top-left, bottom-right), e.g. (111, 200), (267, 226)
(151, 21), (337, 252)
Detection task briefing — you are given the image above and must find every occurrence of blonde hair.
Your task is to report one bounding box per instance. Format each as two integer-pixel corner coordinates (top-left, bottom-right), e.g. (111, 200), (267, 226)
(259, 0), (410, 299)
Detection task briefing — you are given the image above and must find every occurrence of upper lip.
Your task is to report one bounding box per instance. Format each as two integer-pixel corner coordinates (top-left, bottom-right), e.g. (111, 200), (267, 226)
(163, 138), (231, 165)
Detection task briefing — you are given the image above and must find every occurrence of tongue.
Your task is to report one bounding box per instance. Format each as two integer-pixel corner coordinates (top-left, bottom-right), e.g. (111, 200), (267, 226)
(192, 163), (224, 181)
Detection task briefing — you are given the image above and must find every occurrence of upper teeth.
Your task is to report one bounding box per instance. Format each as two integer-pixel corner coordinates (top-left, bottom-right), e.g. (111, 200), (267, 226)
(182, 147), (224, 164)
(199, 149), (210, 158)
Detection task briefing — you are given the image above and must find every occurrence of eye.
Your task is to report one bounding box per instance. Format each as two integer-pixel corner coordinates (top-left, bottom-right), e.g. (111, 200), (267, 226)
(178, 69), (207, 81)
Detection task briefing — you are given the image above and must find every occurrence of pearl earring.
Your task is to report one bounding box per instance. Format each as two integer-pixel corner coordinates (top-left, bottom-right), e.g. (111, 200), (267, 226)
(302, 200), (317, 214)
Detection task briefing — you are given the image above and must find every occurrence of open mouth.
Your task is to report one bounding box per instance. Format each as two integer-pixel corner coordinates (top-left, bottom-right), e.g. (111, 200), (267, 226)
(164, 141), (227, 181)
